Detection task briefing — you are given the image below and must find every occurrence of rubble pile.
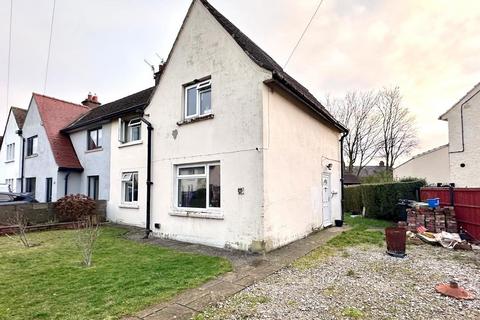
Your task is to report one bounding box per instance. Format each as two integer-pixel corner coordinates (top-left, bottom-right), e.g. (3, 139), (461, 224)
(407, 206), (457, 233)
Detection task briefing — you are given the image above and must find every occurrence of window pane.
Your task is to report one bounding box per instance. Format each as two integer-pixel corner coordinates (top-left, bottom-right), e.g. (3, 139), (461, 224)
(179, 166), (205, 176)
(209, 165), (221, 207)
(32, 137), (38, 154)
(178, 178), (206, 208)
(131, 125), (141, 141)
(186, 87), (197, 117)
(199, 89), (211, 115)
(88, 130), (97, 149)
(124, 181), (132, 202)
(133, 173), (138, 201)
(97, 129), (102, 148)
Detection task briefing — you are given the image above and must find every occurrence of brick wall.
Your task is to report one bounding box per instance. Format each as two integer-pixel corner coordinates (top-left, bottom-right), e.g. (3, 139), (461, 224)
(0, 200), (107, 226)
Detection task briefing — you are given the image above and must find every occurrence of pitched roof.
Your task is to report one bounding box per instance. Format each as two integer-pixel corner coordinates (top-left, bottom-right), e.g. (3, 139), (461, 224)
(439, 81), (480, 120)
(33, 93), (90, 171)
(0, 136), (3, 150)
(198, 0), (346, 132)
(63, 87), (155, 132)
(11, 107), (27, 129)
(344, 173), (361, 185)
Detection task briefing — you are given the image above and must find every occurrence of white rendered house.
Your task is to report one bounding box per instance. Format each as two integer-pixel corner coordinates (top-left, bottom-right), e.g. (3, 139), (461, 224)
(0, 107), (27, 192)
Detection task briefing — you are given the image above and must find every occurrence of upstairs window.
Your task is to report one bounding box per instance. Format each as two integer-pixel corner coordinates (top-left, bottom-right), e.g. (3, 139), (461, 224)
(26, 136), (38, 157)
(87, 128), (102, 150)
(185, 79), (211, 118)
(6, 143), (15, 161)
(118, 118), (141, 143)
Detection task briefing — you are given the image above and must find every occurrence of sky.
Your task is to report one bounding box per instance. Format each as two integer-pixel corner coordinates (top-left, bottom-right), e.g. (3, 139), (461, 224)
(1, 0), (479, 163)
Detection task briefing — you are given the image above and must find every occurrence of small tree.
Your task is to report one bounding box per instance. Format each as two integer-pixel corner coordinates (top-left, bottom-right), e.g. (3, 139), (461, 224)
(55, 194), (100, 267)
(5, 208), (32, 248)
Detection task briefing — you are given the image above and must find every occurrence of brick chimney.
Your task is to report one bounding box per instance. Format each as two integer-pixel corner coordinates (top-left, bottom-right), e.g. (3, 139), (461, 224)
(82, 92), (101, 109)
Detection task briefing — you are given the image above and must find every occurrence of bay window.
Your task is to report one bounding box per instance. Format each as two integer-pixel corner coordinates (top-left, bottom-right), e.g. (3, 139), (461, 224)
(176, 163), (220, 210)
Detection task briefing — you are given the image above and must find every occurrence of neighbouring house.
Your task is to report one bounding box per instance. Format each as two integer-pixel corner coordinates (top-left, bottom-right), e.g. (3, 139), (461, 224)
(0, 107), (27, 192)
(144, 0), (346, 251)
(352, 161), (387, 179)
(439, 82), (480, 187)
(0, 0), (346, 252)
(21, 93), (91, 201)
(393, 144), (449, 184)
(62, 87), (155, 226)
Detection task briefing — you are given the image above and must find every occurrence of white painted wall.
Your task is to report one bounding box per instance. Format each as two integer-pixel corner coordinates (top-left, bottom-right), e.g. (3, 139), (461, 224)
(69, 123), (111, 200)
(262, 86), (342, 250)
(22, 99), (60, 201)
(443, 87), (480, 187)
(107, 119), (147, 227)
(0, 111), (23, 192)
(393, 145), (449, 184)
(144, 1), (270, 251)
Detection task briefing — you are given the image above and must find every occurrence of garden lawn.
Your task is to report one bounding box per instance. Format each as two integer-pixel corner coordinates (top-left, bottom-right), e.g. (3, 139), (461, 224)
(0, 227), (231, 320)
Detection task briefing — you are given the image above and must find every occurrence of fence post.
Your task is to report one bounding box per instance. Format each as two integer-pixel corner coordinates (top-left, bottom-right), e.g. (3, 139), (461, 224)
(449, 186), (455, 206)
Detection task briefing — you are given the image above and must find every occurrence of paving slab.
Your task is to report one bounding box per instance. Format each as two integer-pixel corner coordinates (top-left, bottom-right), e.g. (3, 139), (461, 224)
(122, 225), (348, 320)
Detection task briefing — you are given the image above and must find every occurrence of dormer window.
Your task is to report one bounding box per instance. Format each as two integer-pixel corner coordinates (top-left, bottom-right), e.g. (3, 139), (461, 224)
(185, 79), (211, 119)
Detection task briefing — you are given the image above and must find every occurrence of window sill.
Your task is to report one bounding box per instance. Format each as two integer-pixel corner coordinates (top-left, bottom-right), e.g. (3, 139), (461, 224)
(177, 113), (214, 126)
(4, 160), (14, 163)
(118, 140), (143, 148)
(85, 147), (103, 154)
(25, 154), (38, 159)
(169, 210), (224, 220)
(119, 203), (140, 209)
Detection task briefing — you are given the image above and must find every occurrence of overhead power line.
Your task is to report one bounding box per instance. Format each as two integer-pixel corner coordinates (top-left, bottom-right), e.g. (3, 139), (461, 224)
(43, 0), (57, 94)
(6, 0), (13, 110)
(283, 0), (324, 69)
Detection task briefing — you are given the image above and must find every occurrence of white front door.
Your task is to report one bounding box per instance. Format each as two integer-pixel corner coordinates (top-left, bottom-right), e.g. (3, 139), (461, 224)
(322, 173), (332, 227)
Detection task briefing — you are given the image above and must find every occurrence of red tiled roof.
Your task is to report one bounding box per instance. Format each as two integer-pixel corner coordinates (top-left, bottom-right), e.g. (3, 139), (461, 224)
(33, 93), (90, 171)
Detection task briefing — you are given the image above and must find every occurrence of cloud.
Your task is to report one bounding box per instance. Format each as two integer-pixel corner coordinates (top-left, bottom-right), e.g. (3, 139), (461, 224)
(1, 0), (479, 160)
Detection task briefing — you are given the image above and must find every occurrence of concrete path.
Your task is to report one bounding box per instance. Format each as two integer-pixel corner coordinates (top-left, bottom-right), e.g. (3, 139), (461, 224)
(123, 226), (347, 320)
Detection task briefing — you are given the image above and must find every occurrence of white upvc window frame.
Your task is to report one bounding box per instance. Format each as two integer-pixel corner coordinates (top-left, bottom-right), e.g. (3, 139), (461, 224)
(184, 79), (212, 119)
(121, 171), (139, 204)
(175, 162), (220, 212)
(6, 143), (15, 161)
(118, 118), (142, 144)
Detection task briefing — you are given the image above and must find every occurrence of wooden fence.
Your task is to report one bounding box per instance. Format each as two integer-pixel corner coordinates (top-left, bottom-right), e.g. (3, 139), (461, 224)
(420, 187), (480, 240)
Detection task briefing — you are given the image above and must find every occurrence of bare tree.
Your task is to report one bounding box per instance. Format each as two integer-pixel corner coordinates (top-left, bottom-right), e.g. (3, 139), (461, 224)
(326, 91), (381, 176)
(5, 209), (32, 248)
(75, 216), (101, 268)
(377, 87), (417, 171)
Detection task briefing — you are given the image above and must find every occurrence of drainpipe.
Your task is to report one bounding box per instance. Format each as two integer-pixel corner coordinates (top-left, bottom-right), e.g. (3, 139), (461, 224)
(449, 90), (479, 154)
(339, 131), (349, 221)
(138, 115), (153, 239)
(64, 172), (71, 196)
(16, 129), (25, 192)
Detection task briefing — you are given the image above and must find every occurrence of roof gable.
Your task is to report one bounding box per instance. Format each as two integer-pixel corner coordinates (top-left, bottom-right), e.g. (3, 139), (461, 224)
(439, 81), (480, 120)
(11, 107), (27, 129)
(32, 93), (90, 170)
(197, 0), (346, 132)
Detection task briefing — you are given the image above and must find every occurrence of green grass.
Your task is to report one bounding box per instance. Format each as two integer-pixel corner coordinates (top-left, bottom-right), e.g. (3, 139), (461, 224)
(0, 227), (231, 320)
(293, 214), (393, 269)
(342, 307), (365, 318)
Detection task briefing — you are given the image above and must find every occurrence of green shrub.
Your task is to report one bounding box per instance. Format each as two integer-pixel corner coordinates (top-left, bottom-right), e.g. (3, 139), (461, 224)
(344, 180), (425, 220)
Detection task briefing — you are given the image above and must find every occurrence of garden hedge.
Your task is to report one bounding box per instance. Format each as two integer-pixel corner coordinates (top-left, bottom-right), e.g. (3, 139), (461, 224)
(344, 180), (426, 220)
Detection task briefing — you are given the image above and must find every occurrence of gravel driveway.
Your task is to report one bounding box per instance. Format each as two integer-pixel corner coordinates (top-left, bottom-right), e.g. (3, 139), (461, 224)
(196, 244), (480, 320)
